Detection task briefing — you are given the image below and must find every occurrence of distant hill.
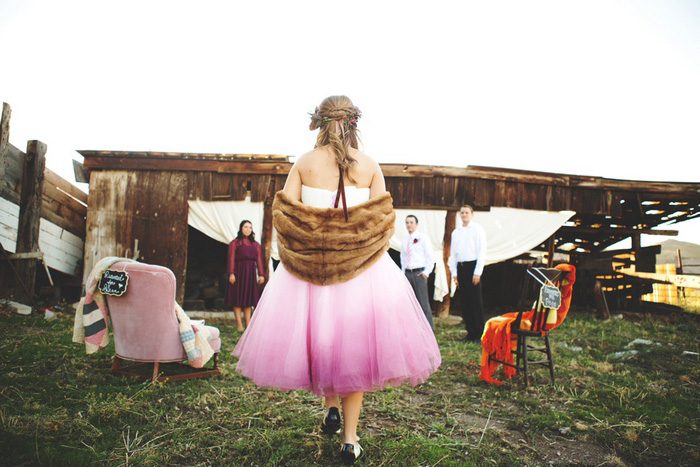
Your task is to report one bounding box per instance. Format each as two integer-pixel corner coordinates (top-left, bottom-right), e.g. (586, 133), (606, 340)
(655, 240), (700, 274)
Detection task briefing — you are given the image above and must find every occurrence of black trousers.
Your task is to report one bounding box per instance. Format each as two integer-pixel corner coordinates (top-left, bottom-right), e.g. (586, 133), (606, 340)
(457, 260), (484, 339)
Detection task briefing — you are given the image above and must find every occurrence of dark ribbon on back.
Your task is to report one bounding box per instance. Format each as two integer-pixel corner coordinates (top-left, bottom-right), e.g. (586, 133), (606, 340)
(333, 166), (349, 221)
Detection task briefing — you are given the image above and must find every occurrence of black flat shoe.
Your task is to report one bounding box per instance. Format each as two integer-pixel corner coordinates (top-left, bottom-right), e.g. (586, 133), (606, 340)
(321, 407), (341, 435)
(340, 441), (363, 464)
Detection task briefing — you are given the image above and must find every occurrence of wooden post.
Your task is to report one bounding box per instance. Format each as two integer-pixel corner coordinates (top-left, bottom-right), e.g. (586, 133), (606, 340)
(594, 280), (611, 320)
(630, 233), (642, 308)
(437, 210), (457, 318)
(14, 140), (47, 300)
(546, 234), (555, 267)
(0, 103), (10, 192)
(677, 248), (686, 299)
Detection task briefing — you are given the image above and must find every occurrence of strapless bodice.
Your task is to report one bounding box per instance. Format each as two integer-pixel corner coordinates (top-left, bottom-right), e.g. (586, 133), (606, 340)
(301, 184), (371, 209)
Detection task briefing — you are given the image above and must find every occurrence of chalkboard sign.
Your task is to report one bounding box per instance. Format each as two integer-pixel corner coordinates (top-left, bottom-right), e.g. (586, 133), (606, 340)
(540, 285), (561, 310)
(99, 269), (129, 296)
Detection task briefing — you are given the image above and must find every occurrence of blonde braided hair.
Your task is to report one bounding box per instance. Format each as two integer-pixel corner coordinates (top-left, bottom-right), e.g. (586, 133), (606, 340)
(309, 95), (362, 183)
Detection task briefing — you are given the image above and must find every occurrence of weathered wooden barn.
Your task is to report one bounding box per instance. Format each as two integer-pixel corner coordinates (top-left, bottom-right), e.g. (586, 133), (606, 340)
(78, 150), (700, 314)
(1, 103), (87, 303)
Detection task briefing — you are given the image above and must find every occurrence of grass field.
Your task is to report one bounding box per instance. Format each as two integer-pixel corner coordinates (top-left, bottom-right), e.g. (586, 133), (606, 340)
(1, 306), (698, 466)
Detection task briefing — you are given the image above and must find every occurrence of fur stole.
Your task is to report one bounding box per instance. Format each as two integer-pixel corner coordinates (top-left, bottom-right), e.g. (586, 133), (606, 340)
(273, 190), (395, 285)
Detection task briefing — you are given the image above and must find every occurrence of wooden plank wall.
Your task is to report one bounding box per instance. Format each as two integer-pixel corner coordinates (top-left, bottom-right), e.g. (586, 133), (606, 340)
(187, 173), (275, 202)
(83, 170), (189, 302)
(0, 196), (83, 276)
(1, 142), (87, 237)
(182, 172), (629, 215)
(384, 176), (625, 215)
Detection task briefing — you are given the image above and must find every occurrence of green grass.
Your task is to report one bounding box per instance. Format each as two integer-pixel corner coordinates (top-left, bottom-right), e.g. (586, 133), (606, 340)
(0, 307), (698, 466)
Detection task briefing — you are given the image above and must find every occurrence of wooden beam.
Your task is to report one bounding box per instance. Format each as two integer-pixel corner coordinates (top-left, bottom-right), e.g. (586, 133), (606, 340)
(79, 151), (700, 196)
(83, 156), (293, 175)
(44, 167), (88, 205)
(0, 103), (10, 193)
(14, 140), (47, 299)
(620, 270), (700, 289)
(559, 226), (678, 236)
(7, 252), (43, 259)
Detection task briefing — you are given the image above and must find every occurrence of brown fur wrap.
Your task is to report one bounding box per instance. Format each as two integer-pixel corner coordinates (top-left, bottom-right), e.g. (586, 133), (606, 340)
(273, 190), (396, 286)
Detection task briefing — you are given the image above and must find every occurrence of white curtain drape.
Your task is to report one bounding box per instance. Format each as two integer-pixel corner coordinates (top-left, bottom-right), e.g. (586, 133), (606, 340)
(457, 208), (576, 265)
(449, 207), (576, 295)
(187, 198), (264, 244)
(391, 209), (449, 302)
(186, 199), (574, 299)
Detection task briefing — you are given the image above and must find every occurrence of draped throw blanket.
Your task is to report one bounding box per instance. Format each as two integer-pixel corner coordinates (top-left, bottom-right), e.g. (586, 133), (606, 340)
(273, 190), (395, 286)
(72, 256), (134, 354)
(479, 264), (576, 385)
(72, 257), (214, 368)
(174, 302), (214, 368)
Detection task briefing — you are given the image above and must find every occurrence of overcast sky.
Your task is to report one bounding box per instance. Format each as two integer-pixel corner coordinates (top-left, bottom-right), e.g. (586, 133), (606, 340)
(1, 0), (699, 244)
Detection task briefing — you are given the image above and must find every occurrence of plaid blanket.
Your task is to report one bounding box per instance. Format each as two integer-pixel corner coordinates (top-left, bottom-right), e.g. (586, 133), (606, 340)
(72, 257), (214, 368)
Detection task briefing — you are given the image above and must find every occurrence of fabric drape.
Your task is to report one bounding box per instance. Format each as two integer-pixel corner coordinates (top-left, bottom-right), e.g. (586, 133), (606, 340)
(187, 197), (264, 244)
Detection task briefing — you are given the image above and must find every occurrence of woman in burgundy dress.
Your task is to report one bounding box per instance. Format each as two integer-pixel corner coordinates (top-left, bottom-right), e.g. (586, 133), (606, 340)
(225, 220), (265, 331)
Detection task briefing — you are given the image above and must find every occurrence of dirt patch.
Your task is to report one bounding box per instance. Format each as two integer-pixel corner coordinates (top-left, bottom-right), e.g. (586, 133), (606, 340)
(527, 435), (620, 466)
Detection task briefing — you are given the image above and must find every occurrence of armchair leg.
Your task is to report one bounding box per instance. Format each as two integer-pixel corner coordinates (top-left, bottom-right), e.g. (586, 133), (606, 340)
(152, 361), (160, 382)
(213, 353), (219, 370)
(111, 356), (123, 372)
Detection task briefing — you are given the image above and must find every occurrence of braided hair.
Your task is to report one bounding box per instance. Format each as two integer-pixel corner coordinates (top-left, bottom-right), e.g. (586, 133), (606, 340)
(309, 95), (362, 183)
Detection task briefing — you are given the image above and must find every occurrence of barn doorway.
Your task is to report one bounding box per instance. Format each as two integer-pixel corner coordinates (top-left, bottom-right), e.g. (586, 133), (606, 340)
(184, 226), (228, 311)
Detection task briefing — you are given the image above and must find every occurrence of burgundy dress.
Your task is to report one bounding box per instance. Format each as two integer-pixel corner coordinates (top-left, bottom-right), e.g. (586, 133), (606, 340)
(224, 238), (265, 307)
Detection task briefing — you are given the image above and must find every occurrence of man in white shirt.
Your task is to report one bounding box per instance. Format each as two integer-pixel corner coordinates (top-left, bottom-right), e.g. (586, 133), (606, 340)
(448, 205), (487, 342)
(401, 215), (435, 330)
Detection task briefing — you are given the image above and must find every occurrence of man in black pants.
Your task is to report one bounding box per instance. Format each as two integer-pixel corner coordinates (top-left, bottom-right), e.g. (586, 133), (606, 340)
(448, 205), (487, 342)
(400, 214), (435, 330)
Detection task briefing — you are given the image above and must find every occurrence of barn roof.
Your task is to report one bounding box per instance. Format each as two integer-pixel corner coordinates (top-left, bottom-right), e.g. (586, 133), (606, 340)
(78, 150), (700, 256)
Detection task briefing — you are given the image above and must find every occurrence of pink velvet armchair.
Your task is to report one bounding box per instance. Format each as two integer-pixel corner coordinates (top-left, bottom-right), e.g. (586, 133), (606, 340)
(106, 261), (221, 382)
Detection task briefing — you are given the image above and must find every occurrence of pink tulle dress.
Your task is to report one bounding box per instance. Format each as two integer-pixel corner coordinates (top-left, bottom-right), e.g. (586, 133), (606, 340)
(232, 185), (441, 397)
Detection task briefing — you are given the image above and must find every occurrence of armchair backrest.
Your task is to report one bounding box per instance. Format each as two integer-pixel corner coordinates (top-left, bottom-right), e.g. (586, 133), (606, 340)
(105, 261), (187, 363)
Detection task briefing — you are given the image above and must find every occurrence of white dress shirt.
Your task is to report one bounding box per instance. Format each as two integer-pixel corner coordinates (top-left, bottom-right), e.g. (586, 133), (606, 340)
(448, 221), (487, 277)
(400, 231), (435, 275)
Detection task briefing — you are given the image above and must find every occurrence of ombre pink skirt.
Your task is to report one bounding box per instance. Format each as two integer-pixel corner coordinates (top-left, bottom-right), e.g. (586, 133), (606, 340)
(232, 254), (441, 397)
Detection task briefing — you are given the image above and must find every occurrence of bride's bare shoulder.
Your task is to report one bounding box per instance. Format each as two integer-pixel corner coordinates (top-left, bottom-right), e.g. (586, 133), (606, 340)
(351, 149), (381, 172)
(294, 148), (327, 168)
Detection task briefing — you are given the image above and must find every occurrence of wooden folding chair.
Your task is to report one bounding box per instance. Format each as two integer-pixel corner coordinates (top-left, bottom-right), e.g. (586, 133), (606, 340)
(489, 267), (563, 386)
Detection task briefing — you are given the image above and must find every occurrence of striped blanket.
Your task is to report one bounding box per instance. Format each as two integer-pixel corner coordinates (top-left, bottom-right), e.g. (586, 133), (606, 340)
(72, 257), (214, 368)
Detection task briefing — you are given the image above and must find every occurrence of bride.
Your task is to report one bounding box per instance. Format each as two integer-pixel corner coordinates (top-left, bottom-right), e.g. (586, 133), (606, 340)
(232, 95), (441, 464)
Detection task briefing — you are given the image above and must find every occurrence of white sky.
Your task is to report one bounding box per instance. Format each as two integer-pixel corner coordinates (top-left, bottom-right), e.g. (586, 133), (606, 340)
(1, 0), (699, 245)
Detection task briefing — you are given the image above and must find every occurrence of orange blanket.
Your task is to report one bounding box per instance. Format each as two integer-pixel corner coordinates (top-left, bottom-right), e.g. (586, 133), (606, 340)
(478, 264), (576, 385)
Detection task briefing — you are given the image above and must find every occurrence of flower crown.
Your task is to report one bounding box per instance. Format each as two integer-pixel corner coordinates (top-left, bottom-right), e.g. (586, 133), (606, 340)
(309, 106), (362, 132)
